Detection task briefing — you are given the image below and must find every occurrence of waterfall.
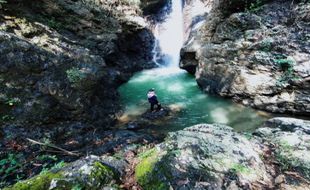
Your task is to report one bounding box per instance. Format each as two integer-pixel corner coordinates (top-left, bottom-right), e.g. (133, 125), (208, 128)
(118, 0), (267, 132)
(153, 0), (184, 68)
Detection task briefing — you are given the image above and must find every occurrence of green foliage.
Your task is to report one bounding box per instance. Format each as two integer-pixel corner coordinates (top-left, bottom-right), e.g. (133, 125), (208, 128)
(40, 161), (66, 175)
(275, 140), (297, 171)
(1, 115), (14, 122)
(275, 58), (295, 71)
(5, 98), (20, 106)
(71, 184), (83, 190)
(222, 0), (267, 16)
(90, 162), (116, 188)
(0, 154), (23, 182)
(243, 132), (253, 140)
(274, 140), (310, 179)
(46, 17), (63, 29)
(260, 39), (273, 52)
(274, 55), (297, 85)
(3, 171), (63, 190)
(138, 147), (157, 159)
(230, 163), (251, 174)
(0, 0), (7, 4)
(246, 0), (264, 12)
(66, 67), (86, 84)
(37, 155), (58, 162)
(0, 153), (62, 188)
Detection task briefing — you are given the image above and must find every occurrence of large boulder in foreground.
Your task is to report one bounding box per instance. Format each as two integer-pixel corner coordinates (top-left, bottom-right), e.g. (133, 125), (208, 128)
(135, 124), (272, 189)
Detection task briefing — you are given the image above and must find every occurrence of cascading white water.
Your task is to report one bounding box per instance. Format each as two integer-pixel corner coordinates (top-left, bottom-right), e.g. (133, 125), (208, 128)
(153, 0), (184, 68)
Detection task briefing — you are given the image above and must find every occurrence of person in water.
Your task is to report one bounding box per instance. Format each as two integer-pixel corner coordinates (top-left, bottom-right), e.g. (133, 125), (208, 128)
(147, 88), (161, 112)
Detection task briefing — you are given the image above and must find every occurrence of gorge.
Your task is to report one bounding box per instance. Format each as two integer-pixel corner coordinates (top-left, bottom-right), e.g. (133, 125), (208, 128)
(0, 0), (310, 189)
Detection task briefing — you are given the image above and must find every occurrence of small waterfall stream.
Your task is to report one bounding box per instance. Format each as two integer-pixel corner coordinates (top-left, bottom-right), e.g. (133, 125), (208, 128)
(117, 0), (268, 133)
(153, 0), (184, 67)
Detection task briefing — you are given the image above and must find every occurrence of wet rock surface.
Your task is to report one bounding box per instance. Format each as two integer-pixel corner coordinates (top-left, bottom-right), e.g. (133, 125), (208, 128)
(125, 107), (173, 131)
(141, 107), (170, 120)
(181, 0), (310, 116)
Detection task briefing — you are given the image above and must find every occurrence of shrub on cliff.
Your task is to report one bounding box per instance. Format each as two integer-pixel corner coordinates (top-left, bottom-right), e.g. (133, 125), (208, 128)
(220, 0), (270, 16)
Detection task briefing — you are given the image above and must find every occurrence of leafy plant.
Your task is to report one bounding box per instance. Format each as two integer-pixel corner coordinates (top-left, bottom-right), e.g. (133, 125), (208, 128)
(0, 154), (24, 183)
(46, 17), (63, 29)
(260, 39), (273, 52)
(37, 154), (58, 162)
(40, 160), (65, 174)
(66, 67), (86, 84)
(51, 161), (66, 170)
(246, 0), (264, 12)
(71, 184), (83, 190)
(5, 98), (20, 106)
(274, 55), (297, 85)
(0, 0), (7, 4)
(1, 115), (14, 122)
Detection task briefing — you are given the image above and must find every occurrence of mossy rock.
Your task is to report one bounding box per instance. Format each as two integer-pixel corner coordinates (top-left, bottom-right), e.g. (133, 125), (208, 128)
(4, 157), (120, 190)
(275, 140), (310, 180)
(135, 148), (170, 190)
(88, 161), (118, 189)
(3, 171), (64, 190)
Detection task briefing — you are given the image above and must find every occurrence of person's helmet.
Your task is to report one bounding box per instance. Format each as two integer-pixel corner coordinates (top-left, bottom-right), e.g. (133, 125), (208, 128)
(149, 88), (155, 92)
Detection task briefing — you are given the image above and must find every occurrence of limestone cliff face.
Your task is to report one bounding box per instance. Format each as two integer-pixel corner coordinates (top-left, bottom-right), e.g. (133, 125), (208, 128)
(181, 0), (310, 116)
(0, 0), (157, 128)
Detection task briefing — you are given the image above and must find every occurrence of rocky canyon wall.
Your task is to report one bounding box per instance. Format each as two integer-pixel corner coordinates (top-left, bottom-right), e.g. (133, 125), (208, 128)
(181, 0), (310, 116)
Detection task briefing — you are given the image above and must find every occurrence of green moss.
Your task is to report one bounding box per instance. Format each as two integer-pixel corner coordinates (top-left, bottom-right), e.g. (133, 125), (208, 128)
(135, 148), (169, 190)
(275, 140), (310, 179)
(230, 163), (251, 174)
(3, 171), (63, 190)
(89, 162), (117, 188)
